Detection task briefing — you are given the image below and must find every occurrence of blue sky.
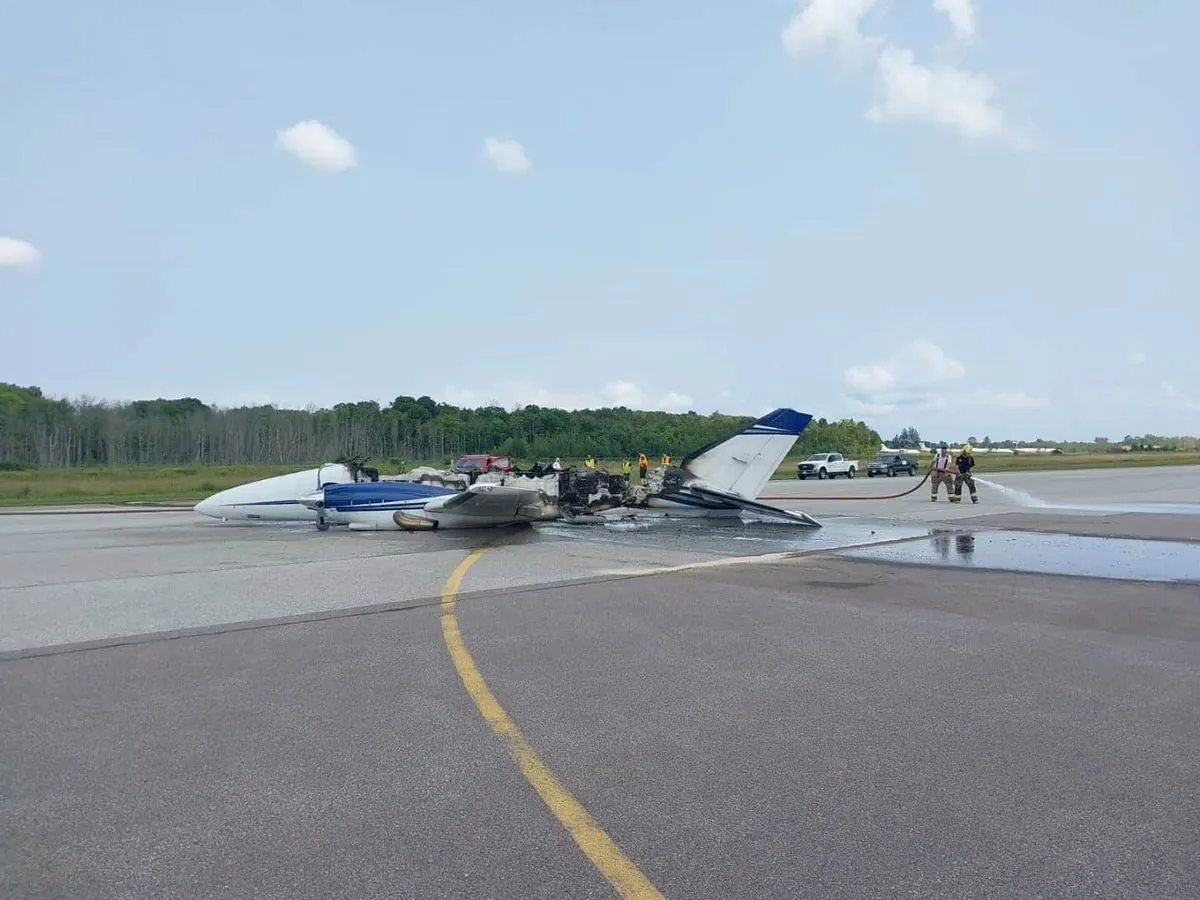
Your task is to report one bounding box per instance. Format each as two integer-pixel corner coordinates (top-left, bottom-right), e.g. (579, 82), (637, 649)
(2, 0), (1196, 441)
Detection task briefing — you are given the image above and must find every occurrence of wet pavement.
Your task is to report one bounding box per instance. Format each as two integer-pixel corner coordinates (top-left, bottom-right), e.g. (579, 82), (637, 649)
(841, 530), (1200, 584)
(533, 514), (932, 557)
(5, 472), (1200, 898)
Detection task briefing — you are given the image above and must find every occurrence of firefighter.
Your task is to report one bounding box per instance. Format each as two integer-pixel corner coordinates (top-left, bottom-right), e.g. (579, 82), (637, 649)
(930, 442), (954, 501)
(638, 451), (649, 480)
(661, 452), (671, 466)
(952, 443), (978, 503)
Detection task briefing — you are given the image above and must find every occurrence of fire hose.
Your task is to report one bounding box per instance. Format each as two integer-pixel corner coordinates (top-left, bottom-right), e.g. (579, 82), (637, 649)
(767, 464), (937, 501)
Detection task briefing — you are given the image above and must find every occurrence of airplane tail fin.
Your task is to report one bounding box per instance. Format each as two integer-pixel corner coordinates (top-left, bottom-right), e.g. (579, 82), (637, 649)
(681, 408), (813, 499)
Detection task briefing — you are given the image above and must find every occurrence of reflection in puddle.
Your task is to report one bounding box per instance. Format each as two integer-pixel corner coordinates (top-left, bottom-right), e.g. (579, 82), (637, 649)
(842, 530), (1200, 583)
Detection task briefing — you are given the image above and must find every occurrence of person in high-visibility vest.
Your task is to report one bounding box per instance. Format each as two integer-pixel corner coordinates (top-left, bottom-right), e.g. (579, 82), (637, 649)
(638, 452), (649, 480)
(620, 459), (631, 477)
(584, 455), (596, 469)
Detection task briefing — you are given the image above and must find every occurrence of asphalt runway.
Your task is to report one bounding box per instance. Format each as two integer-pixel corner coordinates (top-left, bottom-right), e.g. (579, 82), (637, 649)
(2, 466), (1198, 898)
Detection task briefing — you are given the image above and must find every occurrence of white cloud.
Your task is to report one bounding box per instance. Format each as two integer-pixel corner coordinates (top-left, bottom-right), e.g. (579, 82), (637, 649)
(781, 0), (880, 64)
(1161, 382), (1200, 411)
(844, 363), (896, 393)
(482, 138), (532, 176)
(842, 338), (965, 413)
(276, 121), (357, 173)
(1128, 351), (1147, 367)
(909, 338), (966, 379)
(990, 391), (1050, 410)
(658, 391), (695, 411)
(867, 45), (1017, 144)
(933, 0), (977, 42)
(782, 1), (1028, 147)
(443, 380), (691, 411)
(0, 237), (41, 270)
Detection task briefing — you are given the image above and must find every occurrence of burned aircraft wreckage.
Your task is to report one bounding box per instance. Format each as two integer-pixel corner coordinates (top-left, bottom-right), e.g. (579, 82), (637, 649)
(192, 409), (822, 530)
(389, 460), (650, 521)
(377, 458), (820, 528)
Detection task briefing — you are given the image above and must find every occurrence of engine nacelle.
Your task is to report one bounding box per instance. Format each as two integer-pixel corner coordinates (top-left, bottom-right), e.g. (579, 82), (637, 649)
(393, 511), (438, 531)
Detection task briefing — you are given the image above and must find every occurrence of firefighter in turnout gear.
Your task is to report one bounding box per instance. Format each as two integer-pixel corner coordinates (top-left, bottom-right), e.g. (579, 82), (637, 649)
(953, 444), (978, 503)
(930, 442), (954, 501)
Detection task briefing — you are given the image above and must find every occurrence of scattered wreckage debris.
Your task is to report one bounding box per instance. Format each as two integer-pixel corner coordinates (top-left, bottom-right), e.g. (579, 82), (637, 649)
(382, 460), (817, 527)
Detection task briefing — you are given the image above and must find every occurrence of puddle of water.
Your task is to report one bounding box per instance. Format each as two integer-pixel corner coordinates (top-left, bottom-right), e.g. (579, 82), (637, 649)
(535, 515), (932, 556)
(841, 530), (1200, 583)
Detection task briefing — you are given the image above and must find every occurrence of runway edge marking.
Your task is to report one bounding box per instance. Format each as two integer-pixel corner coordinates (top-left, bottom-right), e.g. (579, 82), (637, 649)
(439, 535), (665, 900)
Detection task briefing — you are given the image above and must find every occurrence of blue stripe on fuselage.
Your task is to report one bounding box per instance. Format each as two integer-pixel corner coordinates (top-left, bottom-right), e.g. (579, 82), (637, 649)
(320, 481), (458, 511)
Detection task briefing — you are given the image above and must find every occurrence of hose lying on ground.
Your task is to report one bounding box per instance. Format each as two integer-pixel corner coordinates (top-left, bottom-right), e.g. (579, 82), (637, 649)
(767, 466), (934, 501)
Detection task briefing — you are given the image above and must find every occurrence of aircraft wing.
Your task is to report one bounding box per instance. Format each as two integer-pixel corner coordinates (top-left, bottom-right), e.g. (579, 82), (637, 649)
(687, 484), (821, 527)
(423, 481), (560, 524)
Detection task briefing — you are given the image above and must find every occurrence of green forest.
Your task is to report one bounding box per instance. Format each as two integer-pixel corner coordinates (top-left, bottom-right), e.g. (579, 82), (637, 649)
(0, 383), (884, 470)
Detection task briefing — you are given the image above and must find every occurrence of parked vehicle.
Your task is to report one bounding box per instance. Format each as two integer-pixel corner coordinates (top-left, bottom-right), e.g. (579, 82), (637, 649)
(450, 454), (514, 478)
(867, 453), (919, 478)
(796, 452), (858, 480)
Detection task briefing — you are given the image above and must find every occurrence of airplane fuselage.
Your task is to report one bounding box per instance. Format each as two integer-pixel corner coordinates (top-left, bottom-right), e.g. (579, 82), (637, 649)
(193, 464), (360, 523)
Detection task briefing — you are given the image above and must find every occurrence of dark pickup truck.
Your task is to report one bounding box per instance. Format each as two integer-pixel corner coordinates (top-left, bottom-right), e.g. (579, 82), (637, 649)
(867, 453), (918, 477)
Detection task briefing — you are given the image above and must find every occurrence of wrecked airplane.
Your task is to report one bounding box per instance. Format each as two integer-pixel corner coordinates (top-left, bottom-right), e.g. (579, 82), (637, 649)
(193, 407), (821, 530)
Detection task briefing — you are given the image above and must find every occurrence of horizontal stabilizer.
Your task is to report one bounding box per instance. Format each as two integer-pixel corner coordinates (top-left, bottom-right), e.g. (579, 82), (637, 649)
(688, 484), (821, 527)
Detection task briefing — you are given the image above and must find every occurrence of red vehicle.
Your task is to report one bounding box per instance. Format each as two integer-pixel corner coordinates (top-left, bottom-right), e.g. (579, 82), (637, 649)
(450, 454), (514, 475)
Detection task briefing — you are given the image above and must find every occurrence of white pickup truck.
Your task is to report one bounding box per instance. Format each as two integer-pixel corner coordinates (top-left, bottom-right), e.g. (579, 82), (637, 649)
(796, 452), (859, 480)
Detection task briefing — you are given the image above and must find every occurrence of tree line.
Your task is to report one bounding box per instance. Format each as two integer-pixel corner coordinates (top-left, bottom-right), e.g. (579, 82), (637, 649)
(890, 426), (1199, 453)
(0, 383), (885, 470)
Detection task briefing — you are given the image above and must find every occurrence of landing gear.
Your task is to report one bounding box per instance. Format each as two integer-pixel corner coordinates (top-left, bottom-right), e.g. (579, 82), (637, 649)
(316, 513), (329, 532)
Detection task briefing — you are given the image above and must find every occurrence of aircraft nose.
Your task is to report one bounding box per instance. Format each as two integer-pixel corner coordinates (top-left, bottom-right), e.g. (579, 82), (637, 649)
(193, 497), (218, 518)
(298, 490), (325, 510)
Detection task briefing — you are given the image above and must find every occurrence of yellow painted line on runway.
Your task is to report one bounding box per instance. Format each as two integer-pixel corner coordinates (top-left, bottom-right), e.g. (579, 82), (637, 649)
(439, 539), (664, 900)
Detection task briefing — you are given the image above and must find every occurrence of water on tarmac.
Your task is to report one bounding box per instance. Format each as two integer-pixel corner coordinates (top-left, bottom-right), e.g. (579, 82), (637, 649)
(841, 530), (1200, 584)
(533, 514), (932, 555)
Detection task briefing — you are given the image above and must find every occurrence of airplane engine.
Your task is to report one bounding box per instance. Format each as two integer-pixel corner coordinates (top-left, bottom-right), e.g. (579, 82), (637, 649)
(393, 511), (438, 531)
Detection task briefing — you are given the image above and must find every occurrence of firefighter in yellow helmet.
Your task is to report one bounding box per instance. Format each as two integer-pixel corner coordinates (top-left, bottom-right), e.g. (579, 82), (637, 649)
(952, 443), (978, 503)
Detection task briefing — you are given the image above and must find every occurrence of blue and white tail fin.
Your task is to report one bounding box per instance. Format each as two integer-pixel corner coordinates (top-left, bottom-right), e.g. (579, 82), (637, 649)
(681, 408), (813, 499)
